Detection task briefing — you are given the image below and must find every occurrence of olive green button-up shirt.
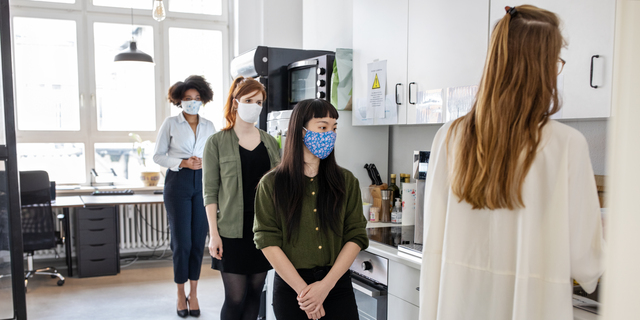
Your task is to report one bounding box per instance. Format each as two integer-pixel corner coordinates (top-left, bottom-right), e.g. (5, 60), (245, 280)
(202, 129), (280, 238)
(253, 168), (369, 269)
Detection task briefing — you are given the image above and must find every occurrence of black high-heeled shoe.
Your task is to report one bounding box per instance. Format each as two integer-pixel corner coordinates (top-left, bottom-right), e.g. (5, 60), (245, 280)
(187, 296), (200, 317)
(177, 298), (188, 318)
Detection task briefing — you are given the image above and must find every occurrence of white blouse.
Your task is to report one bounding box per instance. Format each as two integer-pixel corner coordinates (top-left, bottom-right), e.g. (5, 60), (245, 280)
(419, 120), (605, 320)
(153, 112), (216, 171)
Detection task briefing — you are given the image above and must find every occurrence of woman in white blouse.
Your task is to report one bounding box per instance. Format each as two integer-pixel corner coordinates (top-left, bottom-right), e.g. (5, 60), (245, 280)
(153, 75), (216, 318)
(419, 5), (605, 320)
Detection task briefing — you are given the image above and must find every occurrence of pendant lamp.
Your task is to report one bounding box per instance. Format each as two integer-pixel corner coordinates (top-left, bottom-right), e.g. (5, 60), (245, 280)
(114, 8), (154, 63)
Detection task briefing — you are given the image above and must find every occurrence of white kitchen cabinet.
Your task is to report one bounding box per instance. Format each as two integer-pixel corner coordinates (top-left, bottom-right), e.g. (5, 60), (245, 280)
(489, 1), (616, 119)
(353, 0), (408, 126)
(406, 0), (489, 124)
(388, 260), (421, 306)
(388, 294), (420, 320)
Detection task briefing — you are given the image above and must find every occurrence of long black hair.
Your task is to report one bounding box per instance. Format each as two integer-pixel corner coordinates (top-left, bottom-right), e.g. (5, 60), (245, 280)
(273, 99), (345, 243)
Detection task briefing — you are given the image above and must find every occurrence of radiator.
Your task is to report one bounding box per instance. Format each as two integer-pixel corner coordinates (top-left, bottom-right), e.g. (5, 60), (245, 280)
(119, 203), (171, 254)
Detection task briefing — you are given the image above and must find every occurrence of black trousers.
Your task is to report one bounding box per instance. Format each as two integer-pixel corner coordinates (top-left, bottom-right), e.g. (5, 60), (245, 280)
(273, 267), (359, 320)
(164, 168), (209, 284)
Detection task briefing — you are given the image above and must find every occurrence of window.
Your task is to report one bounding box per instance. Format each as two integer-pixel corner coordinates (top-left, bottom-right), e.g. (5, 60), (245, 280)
(12, 1), (229, 186)
(169, 27), (224, 129)
(94, 143), (160, 184)
(27, 0), (75, 3)
(94, 22), (155, 131)
(92, 0), (149, 10)
(17, 143), (86, 184)
(169, 0), (223, 16)
(13, 17), (80, 131)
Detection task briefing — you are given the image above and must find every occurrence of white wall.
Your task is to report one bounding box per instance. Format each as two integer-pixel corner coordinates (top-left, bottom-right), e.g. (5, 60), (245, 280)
(233, 0), (302, 58)
(302, 0), (353, 51)
(601, 0), (640, 318)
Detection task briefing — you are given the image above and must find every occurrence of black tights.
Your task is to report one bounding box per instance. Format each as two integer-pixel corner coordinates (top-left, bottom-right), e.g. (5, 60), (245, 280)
(220, 271), (267, 320)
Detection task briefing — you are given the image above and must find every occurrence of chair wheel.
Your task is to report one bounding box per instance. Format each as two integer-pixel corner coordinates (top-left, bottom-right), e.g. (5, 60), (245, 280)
(57, 279), (64, 286)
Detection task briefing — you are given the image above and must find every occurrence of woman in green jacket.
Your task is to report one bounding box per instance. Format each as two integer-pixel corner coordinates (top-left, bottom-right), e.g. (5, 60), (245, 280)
(254, 99), (368, 320)
(202, 76), (280, 320)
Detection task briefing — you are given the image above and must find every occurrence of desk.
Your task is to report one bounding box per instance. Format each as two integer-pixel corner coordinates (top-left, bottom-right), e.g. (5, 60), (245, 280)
(51, 196), (84, 277)
(80, 194), (164, 206)
(52, 194), (165, 277)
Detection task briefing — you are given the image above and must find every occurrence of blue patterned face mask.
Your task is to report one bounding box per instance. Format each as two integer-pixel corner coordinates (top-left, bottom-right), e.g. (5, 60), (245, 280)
(303, 127), (337, 160)
(182, 100), (202, 115)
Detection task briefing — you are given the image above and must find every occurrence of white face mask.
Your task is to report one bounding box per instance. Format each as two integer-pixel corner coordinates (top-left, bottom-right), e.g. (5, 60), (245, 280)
(182, 100), (202, 115)
(236, 99), (262, 124)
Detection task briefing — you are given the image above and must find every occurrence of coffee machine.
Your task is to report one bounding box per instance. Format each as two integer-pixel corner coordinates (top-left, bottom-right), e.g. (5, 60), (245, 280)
(413, 151), (430, 244)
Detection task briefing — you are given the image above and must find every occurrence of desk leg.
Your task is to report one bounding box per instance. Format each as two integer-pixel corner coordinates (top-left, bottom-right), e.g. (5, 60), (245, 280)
(63, 207), (73, 277)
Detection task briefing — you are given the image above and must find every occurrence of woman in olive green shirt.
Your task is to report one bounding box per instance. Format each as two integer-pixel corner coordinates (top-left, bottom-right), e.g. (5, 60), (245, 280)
(254, 99), (368, 320)
(202, 76), (280, 320)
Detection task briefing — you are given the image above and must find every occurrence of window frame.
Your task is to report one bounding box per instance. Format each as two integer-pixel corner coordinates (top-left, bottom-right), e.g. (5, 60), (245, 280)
(11, 0), (230, 185)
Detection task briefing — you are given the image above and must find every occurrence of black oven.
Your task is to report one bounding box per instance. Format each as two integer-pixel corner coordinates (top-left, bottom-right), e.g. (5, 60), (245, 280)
(350, 251), (388, 320)
(287, 54), (335, 108)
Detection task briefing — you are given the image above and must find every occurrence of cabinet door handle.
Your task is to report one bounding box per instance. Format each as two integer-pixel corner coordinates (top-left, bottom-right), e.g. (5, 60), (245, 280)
(409, 82), (416, 105)
(90, 258), (106, 262)
(88, 218), (104, 221)
(89, 228), (105, 232)
(590, 55), (600, 89)
(89, 244), (106, 247)
(416, 287), (420, 291)
(395, 83), (402, 105)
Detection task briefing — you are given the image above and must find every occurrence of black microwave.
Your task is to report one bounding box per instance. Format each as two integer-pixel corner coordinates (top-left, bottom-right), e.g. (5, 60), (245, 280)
(287, 54), (335, 108)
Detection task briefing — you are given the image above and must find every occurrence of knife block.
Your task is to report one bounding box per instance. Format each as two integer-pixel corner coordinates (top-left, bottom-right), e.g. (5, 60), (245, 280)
(369, 184), (388, 213)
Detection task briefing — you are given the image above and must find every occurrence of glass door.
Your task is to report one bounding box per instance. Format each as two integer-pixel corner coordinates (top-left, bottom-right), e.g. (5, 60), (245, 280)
(0, 0), (28, 319)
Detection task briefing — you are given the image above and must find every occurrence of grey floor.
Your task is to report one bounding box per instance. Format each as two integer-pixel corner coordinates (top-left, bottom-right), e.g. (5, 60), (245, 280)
(25, 258), (225, 320)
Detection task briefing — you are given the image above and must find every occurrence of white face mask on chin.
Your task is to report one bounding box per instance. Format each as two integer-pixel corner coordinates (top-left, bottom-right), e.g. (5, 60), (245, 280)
(235, 99), (262, 124)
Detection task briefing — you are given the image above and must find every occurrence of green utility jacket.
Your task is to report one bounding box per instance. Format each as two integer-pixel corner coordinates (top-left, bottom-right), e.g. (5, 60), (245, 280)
(202, 129), (280, 238)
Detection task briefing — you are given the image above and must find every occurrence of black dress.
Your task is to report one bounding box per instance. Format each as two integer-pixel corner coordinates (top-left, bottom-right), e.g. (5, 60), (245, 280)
(211, 141), (272, 274)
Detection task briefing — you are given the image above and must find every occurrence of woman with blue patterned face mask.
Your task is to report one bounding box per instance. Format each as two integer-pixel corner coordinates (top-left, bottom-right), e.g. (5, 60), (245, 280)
(153, 75), (216, 318)
(254, 99), (369, 320)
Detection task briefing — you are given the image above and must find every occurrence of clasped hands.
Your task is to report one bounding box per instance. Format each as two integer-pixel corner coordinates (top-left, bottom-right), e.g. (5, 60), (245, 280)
(297, 280), (333, 320)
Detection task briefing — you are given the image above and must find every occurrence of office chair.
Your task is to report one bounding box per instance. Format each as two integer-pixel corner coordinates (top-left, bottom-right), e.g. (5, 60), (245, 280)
(20, 170), (65, 288)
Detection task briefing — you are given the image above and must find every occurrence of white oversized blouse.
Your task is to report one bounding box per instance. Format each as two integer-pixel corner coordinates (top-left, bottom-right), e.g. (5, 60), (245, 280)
(419, 120), (605, 320)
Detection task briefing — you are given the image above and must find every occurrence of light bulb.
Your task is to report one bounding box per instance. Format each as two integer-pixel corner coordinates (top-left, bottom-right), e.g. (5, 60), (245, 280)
(152, 0), (166, 22)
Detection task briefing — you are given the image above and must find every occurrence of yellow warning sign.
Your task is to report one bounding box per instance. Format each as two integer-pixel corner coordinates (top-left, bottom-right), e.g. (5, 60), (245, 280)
(372, 74), (381, 89)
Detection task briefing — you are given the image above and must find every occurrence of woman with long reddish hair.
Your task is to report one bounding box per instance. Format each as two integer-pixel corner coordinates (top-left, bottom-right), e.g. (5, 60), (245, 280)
(202, 76), (280, 320)
(419, 5), (604, 320)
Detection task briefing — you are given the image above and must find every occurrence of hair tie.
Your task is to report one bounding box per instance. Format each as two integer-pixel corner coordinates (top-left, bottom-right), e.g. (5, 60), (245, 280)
(505, 6), (517, 16)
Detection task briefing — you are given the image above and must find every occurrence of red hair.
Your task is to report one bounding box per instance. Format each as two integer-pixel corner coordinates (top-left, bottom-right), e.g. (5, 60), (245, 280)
(222, 76), (267, 130)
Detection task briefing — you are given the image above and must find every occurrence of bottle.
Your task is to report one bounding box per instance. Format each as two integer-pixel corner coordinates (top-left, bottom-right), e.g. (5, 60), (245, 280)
(380, 190), (391, 223)
(388, 174), (400, 203)
(391, 198), (402, 224)
(369, 206), (380, 222)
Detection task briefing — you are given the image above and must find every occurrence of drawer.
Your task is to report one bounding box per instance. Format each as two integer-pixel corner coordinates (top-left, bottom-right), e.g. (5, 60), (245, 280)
(388, 260), (420, 306)
(78, 243), (117, 261)
(77, 206), (115, 220)
(77, 228), (116, 246)
(77, 216), (115, 231)
(77, 256), (117, 278)
(388, 294), (419, 320)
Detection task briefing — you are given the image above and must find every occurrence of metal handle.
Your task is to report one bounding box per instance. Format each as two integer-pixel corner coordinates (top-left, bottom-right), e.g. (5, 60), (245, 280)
(351, 278), (385, 297)
(590, 55), (600, 89)
(79, 94), (84, 107)
(416, 287), (420, 291)
(395, 83), (402, 105)
(409, 82), (416, 104)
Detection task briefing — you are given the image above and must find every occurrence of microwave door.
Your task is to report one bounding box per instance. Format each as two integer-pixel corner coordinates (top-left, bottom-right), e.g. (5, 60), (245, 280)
(289, 59), (318, 105)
